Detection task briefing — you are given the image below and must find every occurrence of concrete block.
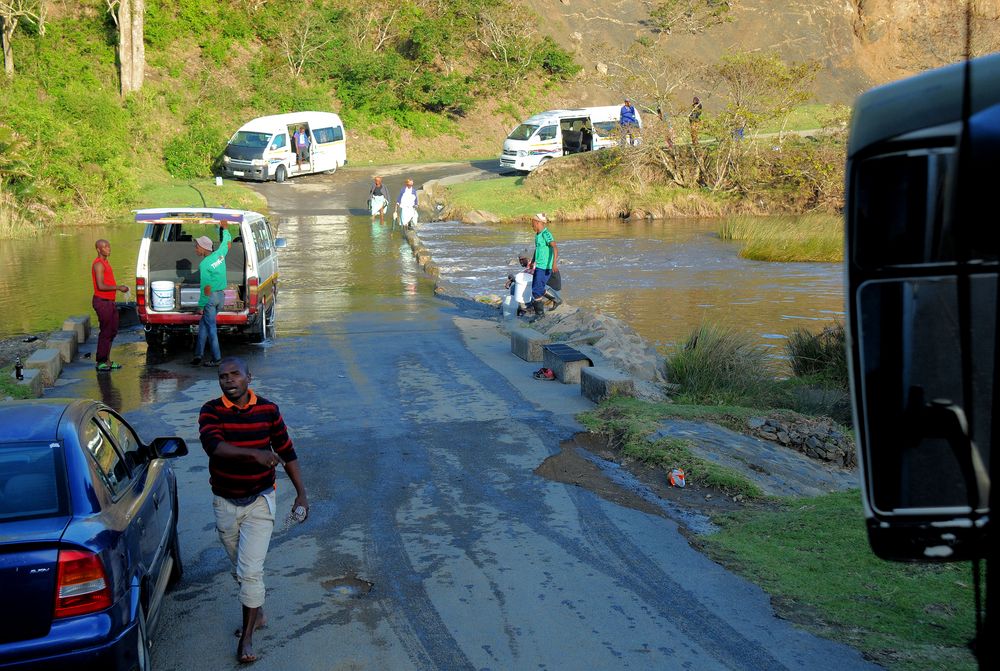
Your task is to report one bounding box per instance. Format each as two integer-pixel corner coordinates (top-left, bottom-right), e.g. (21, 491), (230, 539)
(581, 366), (635, 403)
(63, 315), (91, 344)
(25, 349), (62, 386)
(511, 328), (551, 362)
(543, 343), (593, 385)
(47, 331), (78, 363)
(13, 368), (43, 398)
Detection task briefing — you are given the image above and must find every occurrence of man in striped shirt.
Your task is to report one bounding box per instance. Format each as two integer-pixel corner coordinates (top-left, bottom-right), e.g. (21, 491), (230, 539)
(199, 356), (309, 664)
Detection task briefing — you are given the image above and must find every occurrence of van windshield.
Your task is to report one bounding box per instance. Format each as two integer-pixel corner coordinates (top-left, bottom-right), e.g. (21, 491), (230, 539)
(229, 131), (273, 148)
(508, 124), (539, 141)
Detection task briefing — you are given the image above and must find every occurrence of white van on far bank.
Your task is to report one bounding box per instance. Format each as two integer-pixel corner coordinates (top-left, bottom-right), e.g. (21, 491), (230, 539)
(222, 111), (347, 182)
(499, 105), (639, 172)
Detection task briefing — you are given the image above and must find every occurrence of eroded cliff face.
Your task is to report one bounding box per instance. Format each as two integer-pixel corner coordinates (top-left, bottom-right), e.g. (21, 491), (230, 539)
(850, 0), (1000, 83)
(523, 0), (999, 104)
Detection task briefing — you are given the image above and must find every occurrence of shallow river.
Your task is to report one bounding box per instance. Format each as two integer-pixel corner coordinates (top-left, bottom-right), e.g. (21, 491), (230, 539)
(416, 215), (845, 353)
(0, 214), (844, 355)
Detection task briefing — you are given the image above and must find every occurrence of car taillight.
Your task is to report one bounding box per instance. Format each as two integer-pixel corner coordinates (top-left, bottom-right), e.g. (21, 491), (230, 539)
(136, 277), (146, 311)
(248, 277), (259, 314)
(54, 549), (112, 618)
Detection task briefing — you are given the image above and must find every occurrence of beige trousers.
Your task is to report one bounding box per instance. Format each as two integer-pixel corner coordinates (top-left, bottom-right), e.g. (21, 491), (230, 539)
(213, 492), (275, 609)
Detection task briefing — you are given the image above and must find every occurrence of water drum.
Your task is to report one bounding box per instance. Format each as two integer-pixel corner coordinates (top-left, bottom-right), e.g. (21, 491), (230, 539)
(150, 281), (175, 312)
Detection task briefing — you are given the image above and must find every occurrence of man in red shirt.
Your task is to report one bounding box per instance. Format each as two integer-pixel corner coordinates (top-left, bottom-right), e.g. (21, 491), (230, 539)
(91, 239), (130, 372)
(199, 357), (309, 664)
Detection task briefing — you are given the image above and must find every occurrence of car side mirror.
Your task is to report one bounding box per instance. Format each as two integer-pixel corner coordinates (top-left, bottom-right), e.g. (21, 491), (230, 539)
(150, 437), (189, 459)
(274, 238), (287, 249)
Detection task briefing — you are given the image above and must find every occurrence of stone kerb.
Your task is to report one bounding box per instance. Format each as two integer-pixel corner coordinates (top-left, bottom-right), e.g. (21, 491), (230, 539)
(47, 331), (78, 364)
(13, 368), (43, 398)
(62, 315), (91, 344)
(511, 328), (551, 362)
(25, 349), (62, 386)
(581, 366), (635, 403)
(542, 344), (593, 385)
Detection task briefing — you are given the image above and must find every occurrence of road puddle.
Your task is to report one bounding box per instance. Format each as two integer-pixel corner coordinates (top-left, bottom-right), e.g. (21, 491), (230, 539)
(322, 575), (374, 601)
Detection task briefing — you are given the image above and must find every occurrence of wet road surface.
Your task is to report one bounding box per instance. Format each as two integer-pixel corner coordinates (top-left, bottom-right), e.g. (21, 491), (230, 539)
(53, 164), (877, 670)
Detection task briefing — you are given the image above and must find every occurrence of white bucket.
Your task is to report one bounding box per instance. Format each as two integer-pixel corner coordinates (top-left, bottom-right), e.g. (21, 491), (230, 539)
(150, 281), (175, 312)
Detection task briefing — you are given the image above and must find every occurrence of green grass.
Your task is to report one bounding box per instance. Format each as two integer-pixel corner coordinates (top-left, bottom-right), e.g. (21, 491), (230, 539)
(703, 490), (978, 671)
(719, 214), (843, 262)
(135, 178), (267, 214)
(757, 103), (842, 134)
(444, 176), (581, 219)
(579, 396), (762, 497)
(0, 366), (35, 400)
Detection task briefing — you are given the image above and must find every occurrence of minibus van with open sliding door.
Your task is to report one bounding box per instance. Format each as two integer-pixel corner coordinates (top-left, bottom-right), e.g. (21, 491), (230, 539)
(222, 111), (347, 182)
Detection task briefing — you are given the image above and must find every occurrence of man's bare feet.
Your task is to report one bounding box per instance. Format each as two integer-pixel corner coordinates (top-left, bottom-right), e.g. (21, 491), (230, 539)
(236, 605), (263, 663)
(234, 609), (266, 637)
(237, 638), (257, 664)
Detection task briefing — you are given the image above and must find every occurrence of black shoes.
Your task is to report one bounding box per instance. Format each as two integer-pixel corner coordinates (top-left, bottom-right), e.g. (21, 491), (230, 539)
(190, 357), (202, 366)
(203, 359), (221, 367)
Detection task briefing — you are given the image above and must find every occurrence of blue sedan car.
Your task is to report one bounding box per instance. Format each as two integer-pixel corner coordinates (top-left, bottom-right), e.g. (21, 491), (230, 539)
(0, 400), (187, 671)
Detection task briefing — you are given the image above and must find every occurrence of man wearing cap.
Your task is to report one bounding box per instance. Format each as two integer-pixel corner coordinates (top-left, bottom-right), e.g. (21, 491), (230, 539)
(620, 98), (639, 145)
(528, 213), (558, 320)
(192, 221), (232, 367)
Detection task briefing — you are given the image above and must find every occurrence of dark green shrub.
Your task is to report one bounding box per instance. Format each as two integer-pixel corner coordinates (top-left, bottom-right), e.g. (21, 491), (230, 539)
(667, 323), (776, 406)
(786, 322), (848, 388)
(536, 37), (580, 80)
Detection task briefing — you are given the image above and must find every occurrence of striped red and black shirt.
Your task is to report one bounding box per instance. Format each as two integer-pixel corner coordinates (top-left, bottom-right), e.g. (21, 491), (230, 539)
(198, 390), (298, 500)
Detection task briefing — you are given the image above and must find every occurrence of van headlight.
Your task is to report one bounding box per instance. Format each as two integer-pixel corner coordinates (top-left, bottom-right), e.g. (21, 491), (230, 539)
(251, 159), (265, 167)
(517, 150), (528, 157)
(223, 155), (231, 164)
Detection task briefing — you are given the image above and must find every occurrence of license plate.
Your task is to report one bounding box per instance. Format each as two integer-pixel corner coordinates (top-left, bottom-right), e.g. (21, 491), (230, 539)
(233, 171), (245, 176)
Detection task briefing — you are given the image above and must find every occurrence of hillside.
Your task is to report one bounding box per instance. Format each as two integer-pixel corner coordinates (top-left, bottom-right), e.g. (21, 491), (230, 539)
(0, 0), (995, 236)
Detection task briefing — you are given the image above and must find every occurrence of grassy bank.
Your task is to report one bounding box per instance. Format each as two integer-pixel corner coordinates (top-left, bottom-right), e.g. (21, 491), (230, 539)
(718, 214), (843, 262)
(135, 177), (268, 214)
(703, 491), (978, 671)
(0, 366), (35, 401)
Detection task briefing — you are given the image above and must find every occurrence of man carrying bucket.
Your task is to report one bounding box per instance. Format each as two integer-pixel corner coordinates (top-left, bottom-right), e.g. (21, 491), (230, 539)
(91, 239), (130, 372)
(191, 220), (232, 367)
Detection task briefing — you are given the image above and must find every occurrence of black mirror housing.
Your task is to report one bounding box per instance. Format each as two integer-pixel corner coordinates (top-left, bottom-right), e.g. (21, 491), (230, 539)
(150, 436), (189, 459)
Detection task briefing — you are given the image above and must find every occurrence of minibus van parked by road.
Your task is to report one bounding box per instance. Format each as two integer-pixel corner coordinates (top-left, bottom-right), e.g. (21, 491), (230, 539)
(222, 111), (347, 182)
(499, 106), (638, 172)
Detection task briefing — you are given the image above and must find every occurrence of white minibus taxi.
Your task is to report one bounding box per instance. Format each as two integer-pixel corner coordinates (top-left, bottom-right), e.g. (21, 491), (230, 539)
(222, 111), (347, 182)
(499, 105), (639, 172)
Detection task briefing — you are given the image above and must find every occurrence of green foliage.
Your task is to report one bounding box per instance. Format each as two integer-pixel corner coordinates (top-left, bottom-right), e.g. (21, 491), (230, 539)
(163, 106), (228, 179)
(718, 213), (843, 262)
(0, 365), (36, 400)
(535, 37), (581, 80)
(666, 323), (778, 406)
(786, 322), (848, 389)
(704, 491), (978, 671)
(579, 397), (762, 497)
(648, 0), (733, 35)
(712, 50), (819, 135)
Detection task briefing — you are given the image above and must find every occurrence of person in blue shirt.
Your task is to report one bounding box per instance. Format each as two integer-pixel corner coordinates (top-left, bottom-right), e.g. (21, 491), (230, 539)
(293, 126), (311, 170)
(619, 98), (639, 145)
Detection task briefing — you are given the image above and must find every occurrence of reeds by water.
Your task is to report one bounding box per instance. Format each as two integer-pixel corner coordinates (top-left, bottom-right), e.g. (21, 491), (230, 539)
(0, 183), (39, 240)
(718, 214), (843, 262)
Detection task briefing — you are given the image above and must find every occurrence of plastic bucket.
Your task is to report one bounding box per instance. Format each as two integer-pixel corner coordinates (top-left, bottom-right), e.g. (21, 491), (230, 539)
(150, 281), (175, 312)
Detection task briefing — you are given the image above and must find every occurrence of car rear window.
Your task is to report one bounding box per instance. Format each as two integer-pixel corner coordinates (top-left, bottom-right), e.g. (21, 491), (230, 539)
(0, 443), (66, 521)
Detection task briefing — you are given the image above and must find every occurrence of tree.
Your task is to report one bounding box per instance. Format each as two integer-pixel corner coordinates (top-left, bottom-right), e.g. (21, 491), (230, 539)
(593, 38), (697, 124)
(646, 0), (733, 36)
(106, 0), (145, 96)
(474, 1), (540, 87)
(0, 0), (46, 77)
(278, 4), (334, 78)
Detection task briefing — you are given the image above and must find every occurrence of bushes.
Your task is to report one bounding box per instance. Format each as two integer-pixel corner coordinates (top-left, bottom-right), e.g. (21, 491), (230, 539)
(666, 323), (778, 406)
(786, 322), (848, 389)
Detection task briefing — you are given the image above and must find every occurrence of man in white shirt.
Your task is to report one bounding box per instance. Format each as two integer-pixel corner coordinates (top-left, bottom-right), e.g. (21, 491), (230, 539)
(395, 178), (419, 229)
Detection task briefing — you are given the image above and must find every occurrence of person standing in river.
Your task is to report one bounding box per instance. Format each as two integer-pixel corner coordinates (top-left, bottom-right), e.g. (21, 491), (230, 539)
(395, 177), (419, 229)
(199, 356), (309, 664)
(528, 213), (558, 321)
(91, 239), (130, 372)
(369, 175), (389, 225)
(191, 220), (232, 367)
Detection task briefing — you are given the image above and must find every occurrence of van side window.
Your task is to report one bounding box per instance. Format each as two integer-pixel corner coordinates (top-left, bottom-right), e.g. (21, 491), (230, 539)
(313, 126), (343, 144)
(270, 135), (287, 150)
(251, 222), (272, 262)
(537, 125), (557, 141)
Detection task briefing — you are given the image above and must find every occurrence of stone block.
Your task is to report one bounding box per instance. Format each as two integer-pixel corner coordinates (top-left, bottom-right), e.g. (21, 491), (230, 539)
(511, 328), (551, 362)
(581, 366), (635, 403)
(25, 349), (62, 386)
(47, 331), (78, 364)
(13, 368), (43, 398)
(542, 343), (593, 385)
(62, 315), (91, 344)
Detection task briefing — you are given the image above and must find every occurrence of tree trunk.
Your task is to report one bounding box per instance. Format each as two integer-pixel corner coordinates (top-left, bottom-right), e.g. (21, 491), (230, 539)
(1, 17), (16, 77)
(117, 0), (144, 95)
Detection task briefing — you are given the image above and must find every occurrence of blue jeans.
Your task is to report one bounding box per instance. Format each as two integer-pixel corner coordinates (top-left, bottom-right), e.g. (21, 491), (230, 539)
(531, 268), (552, 301)
(195, 292), (224, 360)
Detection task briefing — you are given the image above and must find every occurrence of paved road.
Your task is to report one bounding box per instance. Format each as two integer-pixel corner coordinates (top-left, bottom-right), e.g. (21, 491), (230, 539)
(68, 163), (878, 669)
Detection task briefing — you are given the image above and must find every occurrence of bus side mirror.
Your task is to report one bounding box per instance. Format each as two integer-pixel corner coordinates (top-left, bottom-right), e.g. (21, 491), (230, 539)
(846, 56), (998, 563)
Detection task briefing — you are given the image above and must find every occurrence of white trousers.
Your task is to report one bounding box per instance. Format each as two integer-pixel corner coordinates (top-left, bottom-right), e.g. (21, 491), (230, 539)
(399, 205), (419, 227)
(213, 492), (275, 609)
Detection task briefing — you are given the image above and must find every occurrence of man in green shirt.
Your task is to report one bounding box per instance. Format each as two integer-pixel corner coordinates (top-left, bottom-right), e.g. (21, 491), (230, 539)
(191, 221), (232, 367)
(528, 213), (558, 320)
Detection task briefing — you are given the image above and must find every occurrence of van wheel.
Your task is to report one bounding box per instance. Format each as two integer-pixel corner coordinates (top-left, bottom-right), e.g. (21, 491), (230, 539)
(325, 162), (338, 175)
(275, 166), (287, 183)
(248, 300), (272, 344)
